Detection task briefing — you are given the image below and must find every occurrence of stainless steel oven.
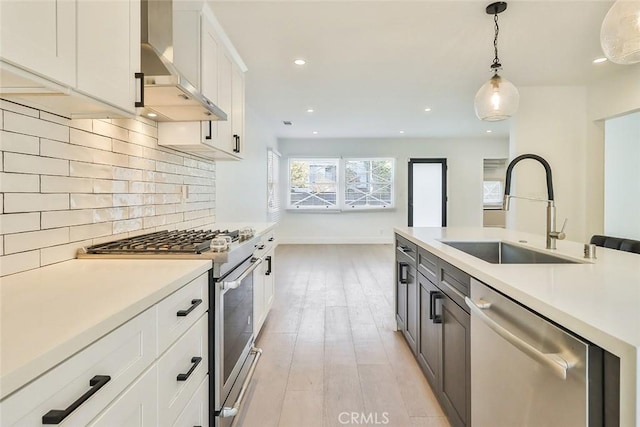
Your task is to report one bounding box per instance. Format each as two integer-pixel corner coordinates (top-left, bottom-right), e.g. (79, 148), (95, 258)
(213, 255), (264, 427)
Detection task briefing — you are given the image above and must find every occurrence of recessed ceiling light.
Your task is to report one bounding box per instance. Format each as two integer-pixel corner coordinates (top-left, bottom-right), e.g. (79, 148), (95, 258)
(294, 59), (306, 65)
(307, 108), (314, 113)
(399, 130), (405, 134)
(147, 112), (157, 118)
(424, 108), (432, 112)
(486, 130), (493, 133)
(312, 131), (318, 135)
(592, 57), (608, 64)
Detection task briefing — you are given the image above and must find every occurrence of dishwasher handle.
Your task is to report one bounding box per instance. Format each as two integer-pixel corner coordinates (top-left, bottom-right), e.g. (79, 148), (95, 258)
(465, 297), (572, 380)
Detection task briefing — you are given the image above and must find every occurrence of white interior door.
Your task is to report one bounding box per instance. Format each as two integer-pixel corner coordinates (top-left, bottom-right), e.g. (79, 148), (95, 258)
(408, 159), (447, 227)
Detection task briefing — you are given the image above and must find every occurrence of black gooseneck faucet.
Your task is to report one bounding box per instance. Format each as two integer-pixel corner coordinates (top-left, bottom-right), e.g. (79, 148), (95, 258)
(503, 154), (566, 249)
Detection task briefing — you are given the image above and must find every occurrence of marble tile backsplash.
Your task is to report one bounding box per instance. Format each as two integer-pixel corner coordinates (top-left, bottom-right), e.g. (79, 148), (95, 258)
(0, 99), (216, 276)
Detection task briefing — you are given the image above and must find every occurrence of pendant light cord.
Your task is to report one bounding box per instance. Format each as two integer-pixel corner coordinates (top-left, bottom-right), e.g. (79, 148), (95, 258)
(492, 13), (501, 69)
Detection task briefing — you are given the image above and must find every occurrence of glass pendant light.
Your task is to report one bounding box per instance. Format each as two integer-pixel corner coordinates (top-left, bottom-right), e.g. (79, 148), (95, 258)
(474, 2), (519, 122)
(600, 0), (640, 64)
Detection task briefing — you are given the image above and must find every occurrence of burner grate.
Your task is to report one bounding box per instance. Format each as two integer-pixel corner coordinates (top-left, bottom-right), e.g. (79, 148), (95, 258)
(84, 229), (240, 254)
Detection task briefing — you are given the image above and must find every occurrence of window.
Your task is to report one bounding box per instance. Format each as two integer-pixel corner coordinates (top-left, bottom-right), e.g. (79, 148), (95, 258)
(483, 180), (504, 209)
(288, 158), (339, 209)
(287, 157), (395, 210)
(267, 149), (281, 220)
(344, 158), (394, 209)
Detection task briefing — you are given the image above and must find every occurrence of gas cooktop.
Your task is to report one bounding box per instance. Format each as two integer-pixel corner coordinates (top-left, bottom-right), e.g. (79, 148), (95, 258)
(76, 229), (259, 270)
(82, 229), (240, 255)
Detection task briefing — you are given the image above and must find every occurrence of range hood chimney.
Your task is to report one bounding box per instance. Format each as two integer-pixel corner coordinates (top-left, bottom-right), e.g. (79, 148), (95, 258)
(140, 0), (227, 122)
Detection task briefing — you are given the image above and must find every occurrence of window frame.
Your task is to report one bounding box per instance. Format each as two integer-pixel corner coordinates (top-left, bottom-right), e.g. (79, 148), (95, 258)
(286, 157), (395, 212)
(483, 179), (504, 210)
(342, 157), (395, 210)
(287, 157), (341, 210)
(267, 149), (281, 217)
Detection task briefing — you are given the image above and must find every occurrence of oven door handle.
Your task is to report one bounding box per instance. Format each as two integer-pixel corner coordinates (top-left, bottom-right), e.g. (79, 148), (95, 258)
(221, 257), (263, 291)
(219, 347), (263, 418)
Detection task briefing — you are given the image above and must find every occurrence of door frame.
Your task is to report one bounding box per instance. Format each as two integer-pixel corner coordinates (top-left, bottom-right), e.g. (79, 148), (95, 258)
(408, 158), (447, 227)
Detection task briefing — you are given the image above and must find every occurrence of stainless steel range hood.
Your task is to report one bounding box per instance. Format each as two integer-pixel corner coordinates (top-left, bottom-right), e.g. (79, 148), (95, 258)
(140, 0), (227, 122)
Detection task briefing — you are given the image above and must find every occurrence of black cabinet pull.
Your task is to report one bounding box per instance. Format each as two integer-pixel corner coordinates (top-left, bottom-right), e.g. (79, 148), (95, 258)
(42, 375), (111, 424)
(265, 256), (272, 276)
(205, 121), (212, 140)
(429, 291), (444, 324)
(176, 299), (203, 317)
(177, 356), (202, 381)
(257, 244), (265, 250)
(399, 262), (409, 284)
(268, 237), (274, 242)
(134, 72), (144, 107)
(233, 134), (240, 153)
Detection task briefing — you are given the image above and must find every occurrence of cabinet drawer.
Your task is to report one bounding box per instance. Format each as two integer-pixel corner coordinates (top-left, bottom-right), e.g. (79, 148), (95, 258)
(172, 375), (209, 427)
(157, 272), (208, 355)
(396, 235), (417, 265)
(418, 247), (438, 284)
(87, 365), (158, 427)
(1, 308), (157, 426)
(255, 229), (277, 254)
(158, 313), (208, 426)
(439, 261), (471, 313)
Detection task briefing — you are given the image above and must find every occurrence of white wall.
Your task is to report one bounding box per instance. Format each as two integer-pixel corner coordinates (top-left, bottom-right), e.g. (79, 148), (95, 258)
(584, 63), (640, 238)
(277, 137), (509, 244)
(215, 106), (278, 223)
(508, 86), (589, 241)
(588, 64), (640, 122)
(604, 112), (640, 240)
(506, 65), (640, 243)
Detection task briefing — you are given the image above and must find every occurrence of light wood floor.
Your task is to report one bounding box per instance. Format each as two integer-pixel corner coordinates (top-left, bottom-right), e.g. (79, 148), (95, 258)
(234, 244), (450, 427)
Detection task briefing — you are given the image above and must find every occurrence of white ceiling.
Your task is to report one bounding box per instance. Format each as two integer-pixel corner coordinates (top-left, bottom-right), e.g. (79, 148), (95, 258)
(209, 0), (633, 139)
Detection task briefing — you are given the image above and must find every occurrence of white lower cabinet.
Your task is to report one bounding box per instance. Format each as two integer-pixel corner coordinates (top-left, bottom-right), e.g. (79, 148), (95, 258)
(158, 314), (208, 426)
(0, 308), (157, 427)
(172, 375), (209, 427)
(157, 273), (208, 354)
(253, 231), (277, 335)
(0, 272), (210, 427)
(87, 365), (158, 427)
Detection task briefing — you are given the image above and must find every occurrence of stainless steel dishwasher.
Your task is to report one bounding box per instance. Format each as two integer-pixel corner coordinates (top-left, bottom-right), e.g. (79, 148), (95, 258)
(466, 278), (603, 427)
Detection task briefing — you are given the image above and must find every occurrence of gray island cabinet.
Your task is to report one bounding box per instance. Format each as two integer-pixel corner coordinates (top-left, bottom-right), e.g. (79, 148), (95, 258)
(394, 228), (624, 427)
(396, 234), (470, 427)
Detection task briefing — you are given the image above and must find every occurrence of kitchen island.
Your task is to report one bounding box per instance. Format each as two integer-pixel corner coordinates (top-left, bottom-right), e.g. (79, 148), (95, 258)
(394, 226), (640, 426)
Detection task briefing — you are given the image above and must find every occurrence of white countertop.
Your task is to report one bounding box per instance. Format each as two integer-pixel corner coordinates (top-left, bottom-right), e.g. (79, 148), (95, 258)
(394, 226), (640, 426)
(0, 259), (211, 400)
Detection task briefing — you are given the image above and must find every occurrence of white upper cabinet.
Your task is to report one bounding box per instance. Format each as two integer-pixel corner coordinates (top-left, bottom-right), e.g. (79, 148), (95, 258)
(158, 3), (246, 160)
(231, 62), (245, 155)
(0, 0), (76, 87)
(0, 0), (141, 118)
(77, 0), (141, 114)
(173, 9), (201, 91)
(201, 15), (219, 104)
(216, 49), (235, 155)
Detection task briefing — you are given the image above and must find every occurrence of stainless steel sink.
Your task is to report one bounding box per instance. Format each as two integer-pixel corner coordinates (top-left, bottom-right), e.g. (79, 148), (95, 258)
(441, 241), (580, 264)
